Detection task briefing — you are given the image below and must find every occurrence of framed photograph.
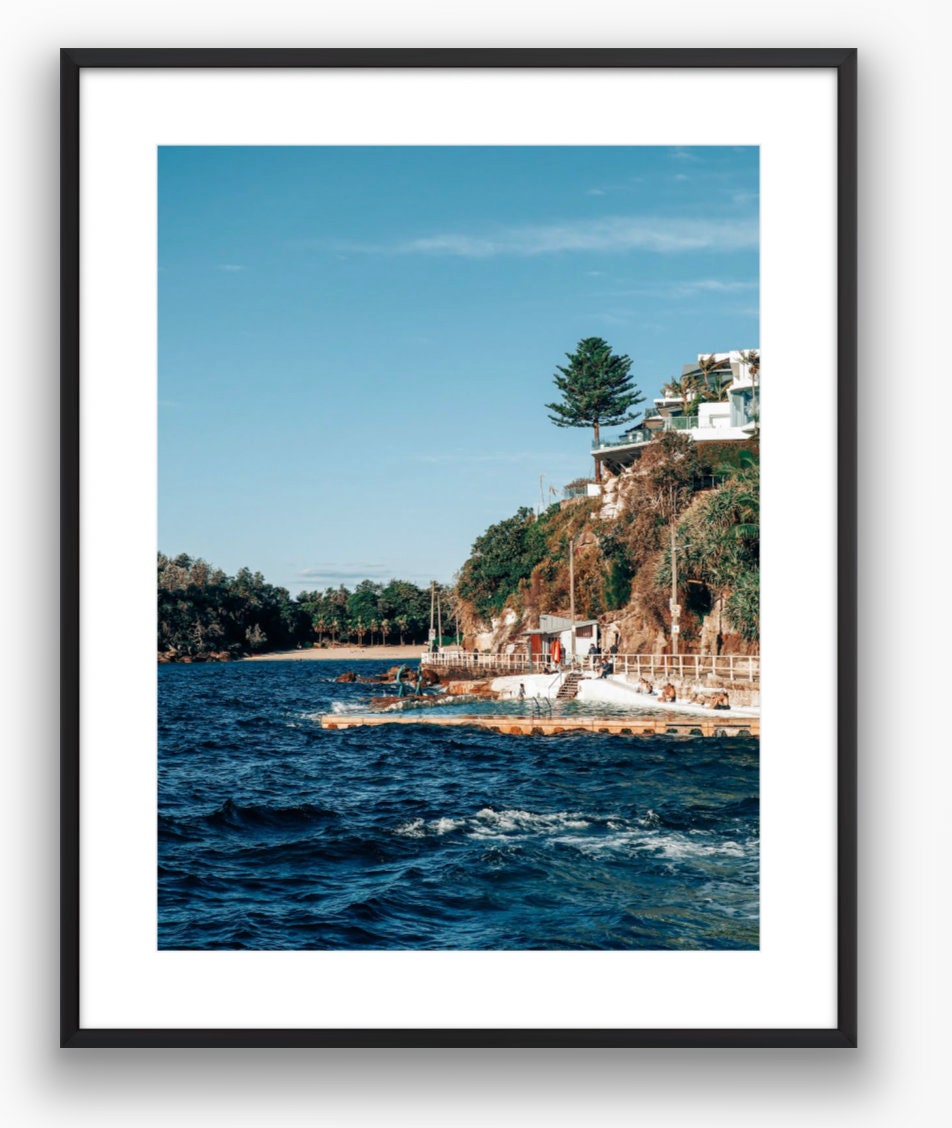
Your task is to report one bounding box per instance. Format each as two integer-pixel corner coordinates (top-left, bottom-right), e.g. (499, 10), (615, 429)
(61, 49), (857, 1048)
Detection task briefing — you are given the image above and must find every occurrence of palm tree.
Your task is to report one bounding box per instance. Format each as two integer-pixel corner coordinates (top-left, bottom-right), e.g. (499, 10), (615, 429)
(696, 353), (732, 402)
(739, 349), (760, 382)
(729, 449), (760, 541)
(662, 371), (705, 417)
(740, 349), (760, 422)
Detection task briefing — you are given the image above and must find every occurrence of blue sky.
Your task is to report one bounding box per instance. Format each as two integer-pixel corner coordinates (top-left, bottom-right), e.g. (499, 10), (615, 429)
(158, 146), (758, 594)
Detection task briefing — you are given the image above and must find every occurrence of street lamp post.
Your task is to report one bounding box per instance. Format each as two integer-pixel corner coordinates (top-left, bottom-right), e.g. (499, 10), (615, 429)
(669, 526), (691, 657)
(670, 524), (680, 657)
(569, 534), (577, 664)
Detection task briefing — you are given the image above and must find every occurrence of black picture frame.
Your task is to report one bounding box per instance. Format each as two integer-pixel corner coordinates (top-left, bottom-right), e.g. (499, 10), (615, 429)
(61, 47), (857, 1049)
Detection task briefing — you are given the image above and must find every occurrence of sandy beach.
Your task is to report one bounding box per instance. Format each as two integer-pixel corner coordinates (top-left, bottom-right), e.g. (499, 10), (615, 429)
(243, 645), (428, 663)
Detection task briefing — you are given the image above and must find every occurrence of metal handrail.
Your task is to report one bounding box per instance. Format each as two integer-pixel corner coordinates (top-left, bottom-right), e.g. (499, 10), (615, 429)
(530, 695), (553, 718)
(592, 430), (651, 451)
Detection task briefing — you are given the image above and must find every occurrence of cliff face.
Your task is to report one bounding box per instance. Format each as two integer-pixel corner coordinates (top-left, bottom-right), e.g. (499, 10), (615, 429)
(455, 437), (759, 657)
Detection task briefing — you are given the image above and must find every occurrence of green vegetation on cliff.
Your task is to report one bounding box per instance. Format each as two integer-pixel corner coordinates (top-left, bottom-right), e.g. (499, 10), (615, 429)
(455, 434), (760, 653)
(456, 507), (550, 619)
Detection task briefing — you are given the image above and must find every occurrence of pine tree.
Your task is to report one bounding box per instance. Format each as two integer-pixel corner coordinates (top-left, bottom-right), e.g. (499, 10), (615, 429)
(546, 337), (644, 480)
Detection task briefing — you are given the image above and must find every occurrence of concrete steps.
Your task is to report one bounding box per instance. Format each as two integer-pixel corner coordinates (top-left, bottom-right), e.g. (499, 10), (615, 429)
(556, 672), (583, 700)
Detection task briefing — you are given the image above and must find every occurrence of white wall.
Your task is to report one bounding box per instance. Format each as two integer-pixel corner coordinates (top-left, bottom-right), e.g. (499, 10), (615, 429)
(2, 4), (946, 1127)
(692, 425), (751, 441)
(698, 402), (732, 426)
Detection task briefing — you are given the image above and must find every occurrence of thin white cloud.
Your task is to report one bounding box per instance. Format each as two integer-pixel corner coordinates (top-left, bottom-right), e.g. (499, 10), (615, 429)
(411, 451), (580, 466)
(584, 176), (644, 196)
(217, 263), (248, 272)
(336, 216), (758, 259)
(673, 173), (691, 182)
(670, 147), (704, 163)
(303, 561), (388, 572)
(592, 311), (634, 327)
(293, 562), (392, 585)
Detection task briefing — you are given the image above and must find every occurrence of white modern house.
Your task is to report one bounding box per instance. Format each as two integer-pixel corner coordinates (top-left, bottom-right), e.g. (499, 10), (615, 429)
(680, 349), (760, 440)
(591, 349), (759, 477)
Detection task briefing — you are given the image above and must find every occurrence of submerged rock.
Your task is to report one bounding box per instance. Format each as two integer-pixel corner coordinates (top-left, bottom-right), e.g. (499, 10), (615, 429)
(369, 696), (404, 710)
(444, 679), (495, 697)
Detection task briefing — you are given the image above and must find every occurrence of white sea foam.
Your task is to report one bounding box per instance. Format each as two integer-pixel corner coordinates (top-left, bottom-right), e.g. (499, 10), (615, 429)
(471, 808), (590, 836)
(394, 816), (468, 838)
(392, 808), (754, 857)
(327, 701), (367, 715)
(393, 808), (593, 841)
(394, 818), (426, 838)
(431, 817), (467, 835)
(550, 828), (753, 861)
(656, 837), (747, 860)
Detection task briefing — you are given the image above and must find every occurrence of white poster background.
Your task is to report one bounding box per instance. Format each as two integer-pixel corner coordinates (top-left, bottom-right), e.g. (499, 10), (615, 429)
(80, 67), (837, 1030)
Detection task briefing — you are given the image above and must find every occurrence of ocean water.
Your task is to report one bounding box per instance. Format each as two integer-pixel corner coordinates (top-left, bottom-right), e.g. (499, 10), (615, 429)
(158, 660), (759, 950)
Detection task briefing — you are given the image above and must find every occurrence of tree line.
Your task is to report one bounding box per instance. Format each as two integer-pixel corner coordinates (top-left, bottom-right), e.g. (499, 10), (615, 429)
(157, 554), (446, 660)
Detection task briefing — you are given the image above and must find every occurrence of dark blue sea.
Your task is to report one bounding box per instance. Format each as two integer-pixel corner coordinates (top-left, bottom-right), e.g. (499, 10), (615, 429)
(158, 659), (759, 950)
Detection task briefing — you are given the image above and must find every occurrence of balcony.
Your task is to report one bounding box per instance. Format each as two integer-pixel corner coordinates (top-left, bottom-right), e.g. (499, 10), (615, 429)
(592, 429), (652, 452)
(593, 416), (697, 451)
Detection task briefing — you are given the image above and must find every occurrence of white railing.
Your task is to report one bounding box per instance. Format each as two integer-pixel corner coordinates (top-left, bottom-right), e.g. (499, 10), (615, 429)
(421, 651), (540, 672)
(613, 652), (760, 684)
(421, 651), (760, 683)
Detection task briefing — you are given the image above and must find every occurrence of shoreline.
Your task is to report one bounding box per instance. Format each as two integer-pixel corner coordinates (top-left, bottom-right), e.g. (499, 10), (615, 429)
(243, 645), (428, 663)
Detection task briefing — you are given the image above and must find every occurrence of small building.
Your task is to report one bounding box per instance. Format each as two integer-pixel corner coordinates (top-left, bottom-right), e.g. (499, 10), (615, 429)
(562, 480), (603, 503)
(523, 614), (600, 663)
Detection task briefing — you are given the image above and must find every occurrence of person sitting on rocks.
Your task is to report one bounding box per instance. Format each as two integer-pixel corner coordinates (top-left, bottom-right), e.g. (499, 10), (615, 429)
(599, 659), (614, 679)
(709, 691), (730, 710)
(637, 677), (653, 694)
(658, 682), (677, 703)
